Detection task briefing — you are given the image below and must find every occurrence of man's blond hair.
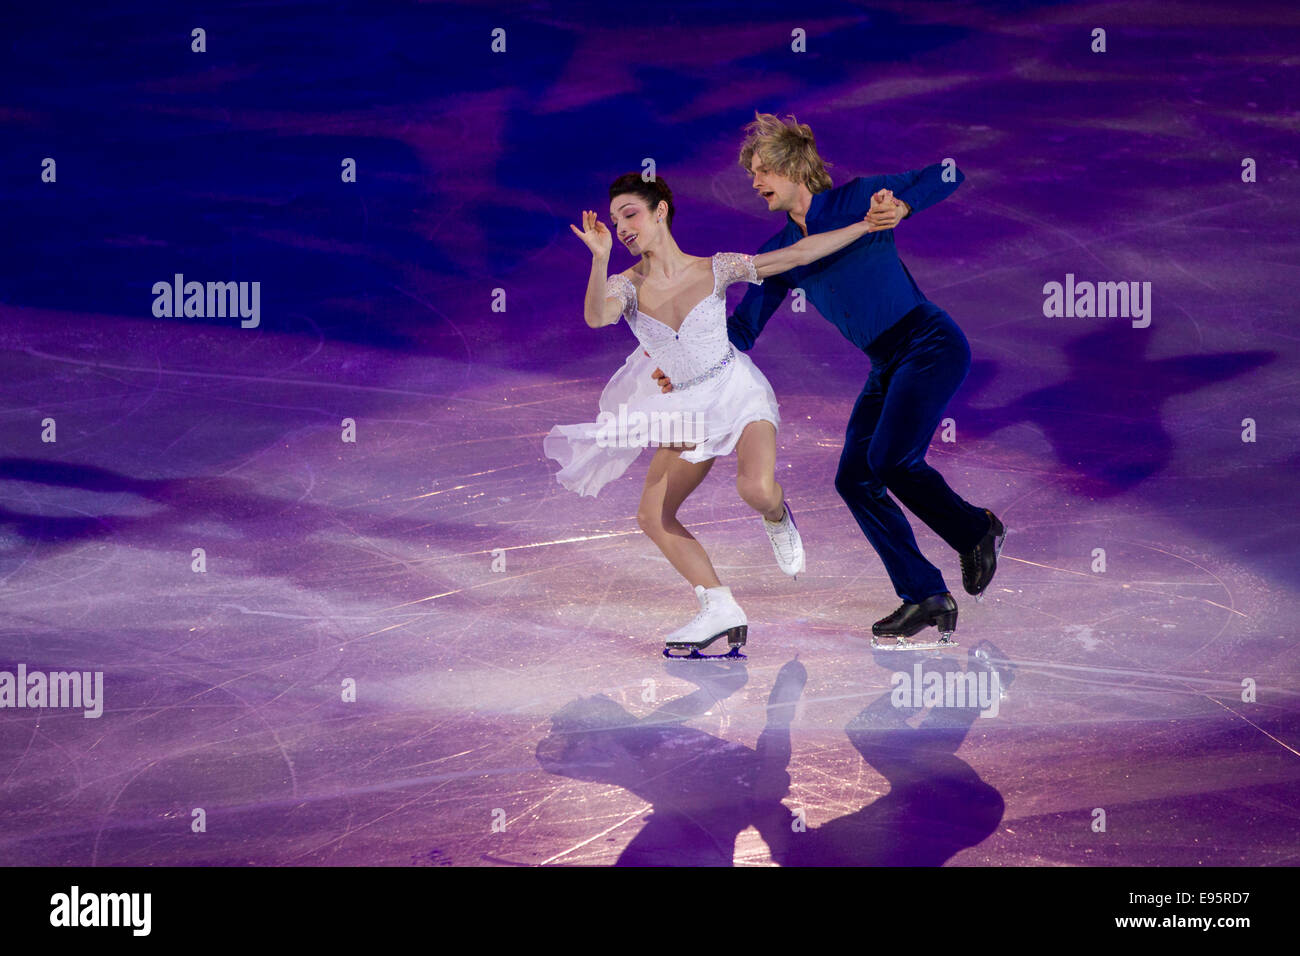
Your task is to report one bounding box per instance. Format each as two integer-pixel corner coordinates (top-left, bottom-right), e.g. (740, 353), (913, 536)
(737, 112), (834, 194)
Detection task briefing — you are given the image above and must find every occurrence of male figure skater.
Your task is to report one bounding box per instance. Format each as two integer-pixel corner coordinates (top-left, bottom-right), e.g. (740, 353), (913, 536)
(656, 113), (1005, 647)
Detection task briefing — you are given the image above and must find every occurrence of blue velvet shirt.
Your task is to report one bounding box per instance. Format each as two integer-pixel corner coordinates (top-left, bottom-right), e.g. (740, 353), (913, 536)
(727, 163), (964, 353)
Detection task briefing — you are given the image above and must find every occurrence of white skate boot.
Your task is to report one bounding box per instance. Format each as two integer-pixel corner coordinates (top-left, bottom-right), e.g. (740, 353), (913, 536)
(762, 501), (805, 578)
(663, 585), (748, 660)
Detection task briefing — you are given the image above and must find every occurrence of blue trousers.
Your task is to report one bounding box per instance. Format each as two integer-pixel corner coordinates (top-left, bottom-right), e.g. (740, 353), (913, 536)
(834, 302), (990, 604)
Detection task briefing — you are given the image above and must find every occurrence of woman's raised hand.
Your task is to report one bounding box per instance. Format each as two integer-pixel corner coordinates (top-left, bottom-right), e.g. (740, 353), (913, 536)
(570, 210), (613, 258)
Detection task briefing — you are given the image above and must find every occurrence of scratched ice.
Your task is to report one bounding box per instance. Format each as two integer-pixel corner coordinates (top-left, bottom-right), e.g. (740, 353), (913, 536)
(1, 0), (1297, 867)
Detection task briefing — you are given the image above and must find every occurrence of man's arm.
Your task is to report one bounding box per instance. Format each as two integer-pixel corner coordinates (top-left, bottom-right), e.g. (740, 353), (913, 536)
(728, 274), (789, 352)
(850, 162), (965, 219)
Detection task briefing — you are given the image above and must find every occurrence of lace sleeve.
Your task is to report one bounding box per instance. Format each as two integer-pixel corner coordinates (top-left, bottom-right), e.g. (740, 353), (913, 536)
(713, 252), (763, 289)
(605, 273), (636, 321)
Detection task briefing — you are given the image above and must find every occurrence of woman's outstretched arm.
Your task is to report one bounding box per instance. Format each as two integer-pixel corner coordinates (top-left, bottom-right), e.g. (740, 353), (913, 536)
(752, 213), (875, 280)
(570, 209), (623, 327)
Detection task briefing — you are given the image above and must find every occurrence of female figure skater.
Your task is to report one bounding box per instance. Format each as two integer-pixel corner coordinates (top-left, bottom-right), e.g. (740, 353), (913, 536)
(545, 173), (881, 658)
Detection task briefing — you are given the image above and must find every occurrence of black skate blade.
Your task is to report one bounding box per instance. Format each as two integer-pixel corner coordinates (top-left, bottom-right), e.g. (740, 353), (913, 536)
(663, 624), (747, 659)
(975, 526), (1008, 605)
(663, 645), (747, 661)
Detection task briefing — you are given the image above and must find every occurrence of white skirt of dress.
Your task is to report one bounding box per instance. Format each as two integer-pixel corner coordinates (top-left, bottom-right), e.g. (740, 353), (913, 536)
(544, 345), (781, 498)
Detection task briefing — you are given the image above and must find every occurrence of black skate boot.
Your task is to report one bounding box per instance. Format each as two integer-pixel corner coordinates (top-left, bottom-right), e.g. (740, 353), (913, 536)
(959, 509), (1006, 602)
(870, 592), (959, 650)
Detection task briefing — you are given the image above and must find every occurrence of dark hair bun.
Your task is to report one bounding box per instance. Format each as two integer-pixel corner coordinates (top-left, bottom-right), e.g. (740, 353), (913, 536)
(608, 172), (675, 230)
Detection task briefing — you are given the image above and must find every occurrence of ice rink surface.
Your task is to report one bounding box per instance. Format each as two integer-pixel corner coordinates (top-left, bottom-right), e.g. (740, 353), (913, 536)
(1, 0), (1297, 865)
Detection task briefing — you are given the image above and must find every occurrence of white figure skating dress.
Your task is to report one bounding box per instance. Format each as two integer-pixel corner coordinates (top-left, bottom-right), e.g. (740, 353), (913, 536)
(545, 253), (780, 497)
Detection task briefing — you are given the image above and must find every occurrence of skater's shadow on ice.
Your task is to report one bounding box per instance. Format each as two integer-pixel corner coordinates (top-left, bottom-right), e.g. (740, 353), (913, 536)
(535, 658), (807, 867)
(769, 642), (1012, 866)
(955, 324), (1273, 495)
(536, 648), (1012, 866)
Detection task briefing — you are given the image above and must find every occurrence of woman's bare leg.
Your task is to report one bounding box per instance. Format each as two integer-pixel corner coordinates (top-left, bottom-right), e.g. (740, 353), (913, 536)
(735, 420), (785, 521)
(637, 447), (720, 588)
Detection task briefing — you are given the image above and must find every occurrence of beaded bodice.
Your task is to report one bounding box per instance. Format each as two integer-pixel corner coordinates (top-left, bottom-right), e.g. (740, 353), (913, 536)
(605, 253), (763, 388)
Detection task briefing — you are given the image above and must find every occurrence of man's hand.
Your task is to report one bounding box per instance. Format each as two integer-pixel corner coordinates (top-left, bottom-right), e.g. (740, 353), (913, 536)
(646, 351), (673, 392)
(866, 188), (910, 230)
